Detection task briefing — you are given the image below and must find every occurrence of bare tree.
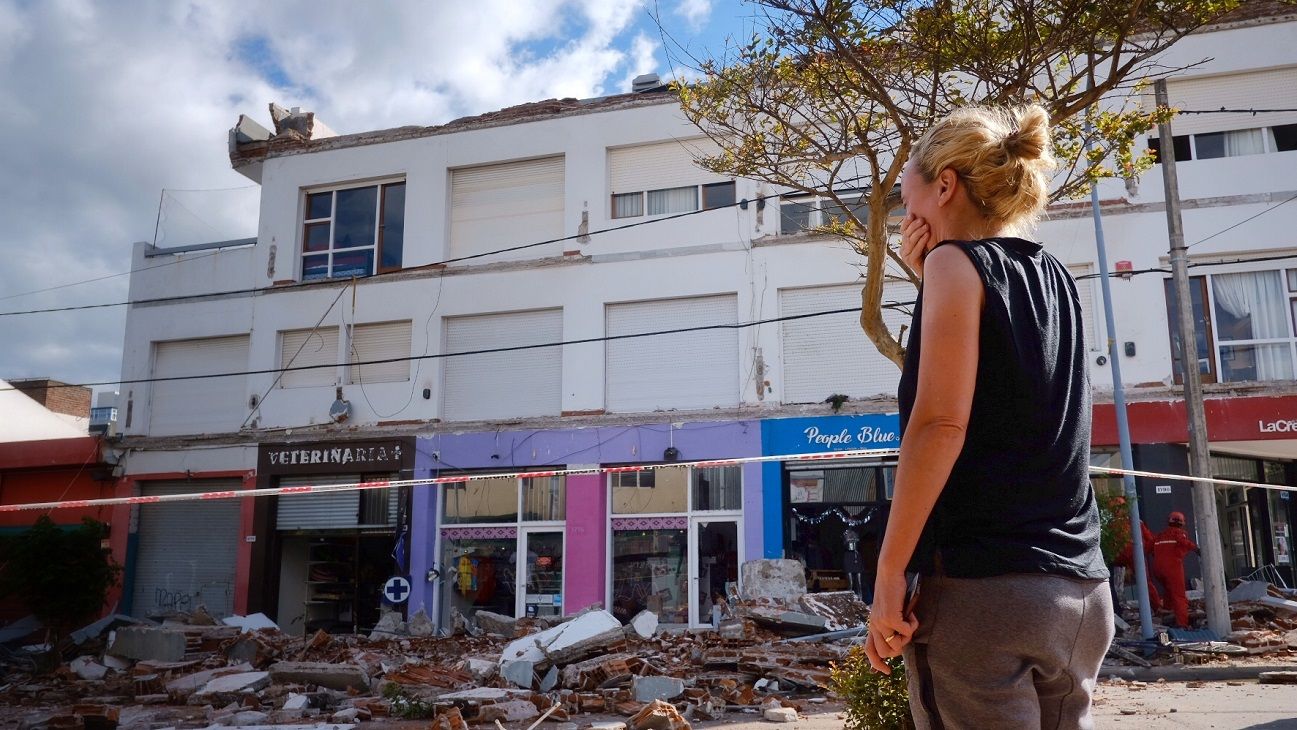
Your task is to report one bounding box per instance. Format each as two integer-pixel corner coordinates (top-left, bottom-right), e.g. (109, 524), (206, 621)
(676, 0), (1249, 366)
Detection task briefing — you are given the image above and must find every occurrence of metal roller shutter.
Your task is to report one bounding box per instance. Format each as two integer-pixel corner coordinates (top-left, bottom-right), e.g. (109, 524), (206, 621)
(450, 156), (564, 260)
(443, 309), (563, 421)
(779, 282), (916, 404)
(1159, 67), (1297, 136)
(279, 327), (340, 388)
(150, 335), (249, 436)
(130, 480), (241, 619)
(276, 475), (399, 530)
(349, 321), (412, 384)
(606, 295), (739, 412)
(609, 139), (726, 194)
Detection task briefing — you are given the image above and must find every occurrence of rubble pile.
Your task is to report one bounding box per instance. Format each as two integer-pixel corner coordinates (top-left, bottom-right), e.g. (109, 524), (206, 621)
(1108, 579), (1297, 666)
(1, 563), (871, 730)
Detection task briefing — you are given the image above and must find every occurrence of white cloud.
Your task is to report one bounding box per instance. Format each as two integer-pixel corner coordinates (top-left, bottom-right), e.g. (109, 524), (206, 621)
(675, 0), (712, 29)
(0, 0), (653, 387)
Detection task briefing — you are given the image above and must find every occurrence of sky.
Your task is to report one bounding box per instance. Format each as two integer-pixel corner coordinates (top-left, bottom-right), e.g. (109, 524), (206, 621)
(0, 0), (757, 394)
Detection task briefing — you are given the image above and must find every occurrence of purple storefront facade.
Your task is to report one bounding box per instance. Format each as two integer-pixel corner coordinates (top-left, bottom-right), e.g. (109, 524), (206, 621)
(410, 420), (763, 629)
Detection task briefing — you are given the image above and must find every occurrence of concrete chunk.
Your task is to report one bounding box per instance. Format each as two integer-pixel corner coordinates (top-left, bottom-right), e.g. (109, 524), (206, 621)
(764, 707), (798, 723)
(475, 610), (518, 636)
(213, 710), (270, 726)
(108, 627), (187, 662)
(407, 609), (435, 637)
(70, 656), (108, 681)
(539, 665), (559, 692)
(477, 701), (539, 723)
(740, 560), (807, 602)
(629, 610), (659, 639)
(166, 663), (255, 695)
(633, 675), (685, 702)
(499, 609), (622, 666)
(221, 613), (279, 634)
(196, 671), (270, 696)
(269, 662), (369, 691)
(501, 659), (535, 688)
(464, 657), (498, 683)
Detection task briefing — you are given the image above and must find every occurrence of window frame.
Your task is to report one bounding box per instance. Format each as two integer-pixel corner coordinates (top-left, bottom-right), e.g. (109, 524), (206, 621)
(300, 177), (406, 282)
(778, 189), (900, 236)
(609, 180), (735, 220)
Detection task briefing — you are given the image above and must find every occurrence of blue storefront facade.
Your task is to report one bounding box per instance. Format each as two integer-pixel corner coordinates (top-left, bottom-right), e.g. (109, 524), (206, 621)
(760, 414), (901, 591)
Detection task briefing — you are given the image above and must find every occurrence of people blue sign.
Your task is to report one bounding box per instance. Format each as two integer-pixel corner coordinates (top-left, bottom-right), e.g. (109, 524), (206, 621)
(760, 413), (902, 559)
(762, 413), (901, 455)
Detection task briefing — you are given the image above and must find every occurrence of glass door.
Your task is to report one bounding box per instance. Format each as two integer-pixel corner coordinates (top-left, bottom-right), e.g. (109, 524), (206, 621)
(689, 518), (740, 627)
(518, 529), (564, 618)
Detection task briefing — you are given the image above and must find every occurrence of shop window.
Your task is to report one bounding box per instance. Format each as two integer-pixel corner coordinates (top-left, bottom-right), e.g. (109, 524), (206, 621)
(612, 468), (688, 514)
(445, 537), (516, 619)
(442, 476), (520, 524)
(611, 528), (689, 624)
(523, 476), (566, 521)
(692, 466), (742, 511)
(302, 181), (405, 281)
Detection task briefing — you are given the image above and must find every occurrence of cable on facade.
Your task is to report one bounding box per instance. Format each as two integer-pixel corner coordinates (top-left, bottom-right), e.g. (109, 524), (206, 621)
(1173, 108), (1297, 114)
(0, 174), (876, 318)
(1186, 190), (1297, 249)
(0, 302), (912, 392)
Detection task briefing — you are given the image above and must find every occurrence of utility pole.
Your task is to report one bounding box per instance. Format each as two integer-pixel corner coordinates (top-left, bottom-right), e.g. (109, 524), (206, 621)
(1155, 79), (1230, 637)
(1084, 121), (1155, 639)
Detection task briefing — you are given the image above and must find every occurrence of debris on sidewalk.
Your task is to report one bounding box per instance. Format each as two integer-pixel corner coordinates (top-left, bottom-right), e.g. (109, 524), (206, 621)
(0, 560), (875, 730)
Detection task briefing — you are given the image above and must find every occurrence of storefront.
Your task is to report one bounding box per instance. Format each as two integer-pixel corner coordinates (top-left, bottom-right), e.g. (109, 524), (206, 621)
(761, 414), (901, 599)
(1093, 393), (1297, 587)
(411, 420), (763, 630)
(256, 439), (414, 636)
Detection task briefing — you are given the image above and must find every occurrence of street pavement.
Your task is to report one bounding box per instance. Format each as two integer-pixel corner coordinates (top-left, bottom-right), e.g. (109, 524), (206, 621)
(694, 679), (1297, 730)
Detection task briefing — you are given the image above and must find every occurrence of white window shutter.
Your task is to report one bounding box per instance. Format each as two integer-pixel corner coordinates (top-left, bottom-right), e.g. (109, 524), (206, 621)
(1160, 68), (1297, 136)
(450, 156), (565, 260)
(349, 321), (412, 384)
(443, 309), (563, 421)
(609, 139), (728, 195)
(606, 295), (739, 412)
(279, 327), (340, 388)
(150, 335), (250, 435)
(779, 283), (915, 404)
(1067, 264), (1100, 352)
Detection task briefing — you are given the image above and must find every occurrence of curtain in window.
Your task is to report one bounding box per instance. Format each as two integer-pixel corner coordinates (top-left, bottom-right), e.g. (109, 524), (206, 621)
(612, 193), (643, 218)
(1223, 129), (1267, 157)
(1213, 270), (1292, 379)
(647, 186), (698, 215)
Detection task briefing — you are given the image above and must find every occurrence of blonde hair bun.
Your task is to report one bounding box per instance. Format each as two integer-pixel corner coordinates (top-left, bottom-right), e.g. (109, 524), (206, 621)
(1003, 105), (1050, 162)
(911, 103), (1056, 234)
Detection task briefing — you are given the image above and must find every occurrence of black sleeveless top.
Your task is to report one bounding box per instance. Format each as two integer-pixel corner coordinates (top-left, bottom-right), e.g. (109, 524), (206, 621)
(897, 238), (1108, 580)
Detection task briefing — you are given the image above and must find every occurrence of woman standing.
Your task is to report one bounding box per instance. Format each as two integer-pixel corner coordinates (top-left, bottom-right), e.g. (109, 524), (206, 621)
(865, 105), (1113, 729)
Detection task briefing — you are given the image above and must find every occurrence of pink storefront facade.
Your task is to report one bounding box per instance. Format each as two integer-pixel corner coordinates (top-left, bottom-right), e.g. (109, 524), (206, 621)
(410, 420), (763, 630)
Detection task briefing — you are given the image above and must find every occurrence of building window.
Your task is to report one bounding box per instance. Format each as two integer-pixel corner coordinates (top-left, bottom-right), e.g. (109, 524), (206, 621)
(347, 321), (412, 384)
(613, 181), (734, 219)
(779, 191), (899, 235)
(1164, 276), (1217, 385)
(302, 181), (405, 282)
(1165, 268), (1297, 385)
(1148, 124), (1297, 163)
(279, 327), (340, 388)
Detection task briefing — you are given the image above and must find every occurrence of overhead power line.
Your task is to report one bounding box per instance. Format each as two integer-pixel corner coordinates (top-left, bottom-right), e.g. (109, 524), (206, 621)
(0, 175), (875, 318)
(0, 302), (913, 392)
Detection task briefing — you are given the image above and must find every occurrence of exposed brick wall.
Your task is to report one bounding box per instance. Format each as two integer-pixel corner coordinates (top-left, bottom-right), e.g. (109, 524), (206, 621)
(8, 379), (91, 418)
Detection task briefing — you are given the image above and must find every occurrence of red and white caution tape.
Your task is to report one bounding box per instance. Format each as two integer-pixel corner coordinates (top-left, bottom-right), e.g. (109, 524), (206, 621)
(6, 449), (1291, 513)
(0, 448), (901, 513)
(1089, 465), (1297, 494)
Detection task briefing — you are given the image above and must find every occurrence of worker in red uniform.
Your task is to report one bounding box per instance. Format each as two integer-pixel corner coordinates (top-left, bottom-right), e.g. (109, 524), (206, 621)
(1115, 520), (1162, 613)
(1150, 512), (1201, 628)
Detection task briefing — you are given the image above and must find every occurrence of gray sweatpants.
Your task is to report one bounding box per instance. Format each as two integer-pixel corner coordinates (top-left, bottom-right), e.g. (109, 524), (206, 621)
(900, 572), (1114, 730)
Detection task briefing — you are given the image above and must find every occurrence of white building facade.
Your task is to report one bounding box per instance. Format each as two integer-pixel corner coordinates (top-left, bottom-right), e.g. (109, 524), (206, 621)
(112, 7), (1297, 630)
